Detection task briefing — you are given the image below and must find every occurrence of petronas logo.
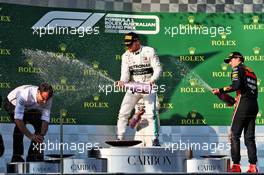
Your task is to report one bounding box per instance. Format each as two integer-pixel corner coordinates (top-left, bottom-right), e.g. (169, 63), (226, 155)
(220, 32), (227, 40)
(188, 47), (196, 55)
(93, 94), (100, 101)
(253, 47), (260, 55)
(188, 16), (195, 24)
(60, 109), (67, 117)
(92, 61), (99, 69)
(26, 58), (33, 66)
(252, 16), (259, 24)
(59, 43), (67, 52)
(60, 76), (67, 84)
(221, 63), (228, 71)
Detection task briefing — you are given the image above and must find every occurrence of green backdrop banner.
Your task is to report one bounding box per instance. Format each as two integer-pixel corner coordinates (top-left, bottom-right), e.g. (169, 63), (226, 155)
(0, 3), (263, 125)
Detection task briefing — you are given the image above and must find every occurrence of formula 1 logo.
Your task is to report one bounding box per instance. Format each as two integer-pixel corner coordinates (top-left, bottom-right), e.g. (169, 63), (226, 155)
(32, 11), (105, 30)
(32, 11), (160, 35)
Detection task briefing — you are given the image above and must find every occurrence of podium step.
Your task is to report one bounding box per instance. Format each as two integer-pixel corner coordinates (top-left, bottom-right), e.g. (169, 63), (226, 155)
(7, 158), (107, 174)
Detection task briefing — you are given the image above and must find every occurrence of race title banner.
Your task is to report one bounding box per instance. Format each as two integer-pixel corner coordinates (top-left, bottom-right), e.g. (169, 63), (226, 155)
(0, 3), (263, 125)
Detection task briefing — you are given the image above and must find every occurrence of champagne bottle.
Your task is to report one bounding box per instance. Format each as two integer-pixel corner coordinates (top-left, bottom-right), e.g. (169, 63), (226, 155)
(129, 109), (145, 129)
(216, 93), (236, 106)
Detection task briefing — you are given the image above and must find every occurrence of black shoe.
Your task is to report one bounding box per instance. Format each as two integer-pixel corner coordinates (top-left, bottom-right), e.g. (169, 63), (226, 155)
(11, 155), (25, 162)
(152, 138), (161, 146)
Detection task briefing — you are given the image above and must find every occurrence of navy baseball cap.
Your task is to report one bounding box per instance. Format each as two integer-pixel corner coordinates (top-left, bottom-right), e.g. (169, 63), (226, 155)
(124, 32), (139, 46)
(224, 52), (244, 63)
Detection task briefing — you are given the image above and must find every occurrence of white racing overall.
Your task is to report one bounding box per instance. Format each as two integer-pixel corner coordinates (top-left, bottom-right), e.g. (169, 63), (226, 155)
(117, 45), (162, 146)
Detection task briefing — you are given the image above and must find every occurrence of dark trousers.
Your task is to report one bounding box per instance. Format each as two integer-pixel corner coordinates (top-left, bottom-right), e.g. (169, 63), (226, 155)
(4, 98), (43, 161)
(231, 98), (258, 164)
(0, 134), (4, 157)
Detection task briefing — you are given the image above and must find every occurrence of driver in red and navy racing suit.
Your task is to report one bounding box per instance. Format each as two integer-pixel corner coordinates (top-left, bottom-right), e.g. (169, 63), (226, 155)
(212, 52), (258, 173)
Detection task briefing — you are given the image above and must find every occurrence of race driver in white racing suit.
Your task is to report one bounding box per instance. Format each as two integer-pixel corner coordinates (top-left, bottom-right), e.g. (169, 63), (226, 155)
(116, 32), (162, 146)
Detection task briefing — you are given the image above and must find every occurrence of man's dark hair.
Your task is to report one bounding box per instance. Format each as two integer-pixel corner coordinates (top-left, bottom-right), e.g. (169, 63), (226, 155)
(224, 51), (244, 63)
(38, 83), (53, 98)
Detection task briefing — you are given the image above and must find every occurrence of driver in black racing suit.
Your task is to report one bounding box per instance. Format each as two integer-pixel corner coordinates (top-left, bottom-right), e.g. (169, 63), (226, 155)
(212, 52), (258, 173)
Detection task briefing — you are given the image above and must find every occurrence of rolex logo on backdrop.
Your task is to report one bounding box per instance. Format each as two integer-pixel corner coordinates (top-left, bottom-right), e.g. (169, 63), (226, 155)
(93, 94), (100, 101)
(52, 76), (76, 92)
(178, 47), (205, 62)
(0, 81), (10, 89)
(0, 41), (12, 57)
(158, 94), (164, 103)
(244, 47), (264, 61)
(0, 41), (11, 56)
(189, 47), (196, 55)
(0, 48), (11, 55)
(92, 61), (99, 69)
(211, 63), (231, 78)
(257, 79), (261, 86)
(211, 32), (236, 46)
(83, 93), (109, 109)
(60, 76), (67, 85)
(256, 110), (264, 125)
(26, 58), (34, 66)
(243, 15), (264, 30)
(51, 43), (76, 59)
(220, 63), (228, 71)
(0, 48), (11, 56)
(189, 78), (197, 86)
(190, 110), (197, 118)
(83, 61), (108, 77)
(181, 110), (207, 125)
(220, 32), (227, 40)
(115, 54), (122, 61)
(158, 94), (174, 110)
(59, 43), (67, 52)
(18, 58), (42, 73)
(51, 108), (76, 124)
(0, 76), (11, 123)
(0, 7), (11, 23)
(257, 78), (264, 93)
(213, 102), (234, 109)
(257, 110), (262, 117)
(252, 16), (259, 24)
(161, 64), (173, 79)
(60, 109), (67, 117)
(0, 115), (11, 123)
(186, 15), (202, 28)
(188, 15), (195, 24)
(180, 78), (206, 93)
(253, 47), (260, 55)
